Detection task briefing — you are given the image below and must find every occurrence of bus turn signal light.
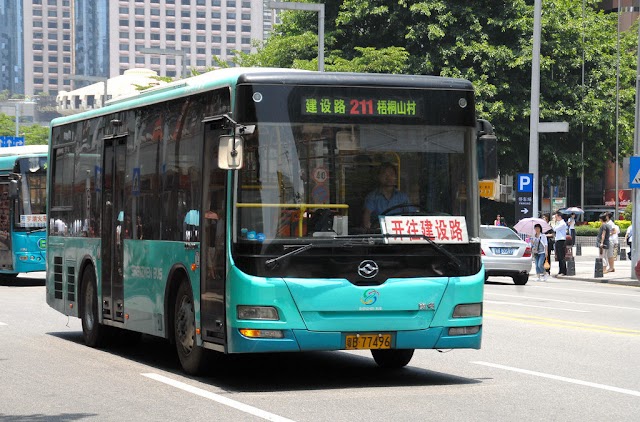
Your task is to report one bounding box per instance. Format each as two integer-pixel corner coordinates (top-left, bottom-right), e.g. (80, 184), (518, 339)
(239, 329), (284, 339)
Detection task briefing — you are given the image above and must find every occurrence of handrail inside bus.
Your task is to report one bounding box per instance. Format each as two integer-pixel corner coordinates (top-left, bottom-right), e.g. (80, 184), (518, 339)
(236, 203), (349, 237)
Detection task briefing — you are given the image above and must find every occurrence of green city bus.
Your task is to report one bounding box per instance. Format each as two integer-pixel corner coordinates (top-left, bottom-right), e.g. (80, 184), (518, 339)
(46, 68), (494, 374)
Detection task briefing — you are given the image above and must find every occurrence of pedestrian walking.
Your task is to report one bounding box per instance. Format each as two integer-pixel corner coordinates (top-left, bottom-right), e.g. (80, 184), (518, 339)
(605, 212), (617, 271)
(553, 211), (568, 276)
(494, 214), (502, 226)
(625, 223), (633, 260)
(568, 212), (577, 246)
(598, 213), (612, 272)
(542, 213), (554, 276)
(531, 223), (549, 281)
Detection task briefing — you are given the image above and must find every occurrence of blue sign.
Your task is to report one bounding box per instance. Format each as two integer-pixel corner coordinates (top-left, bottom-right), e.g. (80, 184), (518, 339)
(630, 156), (640, 188)
(132, 168), (140, 196)
(517, 173), (533, 193)
(0, 136), (25, 147)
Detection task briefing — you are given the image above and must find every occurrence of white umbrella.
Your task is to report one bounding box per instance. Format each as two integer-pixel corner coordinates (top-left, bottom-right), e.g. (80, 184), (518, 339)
(513, 217), (552, 236)
(561, 206), (584, 215)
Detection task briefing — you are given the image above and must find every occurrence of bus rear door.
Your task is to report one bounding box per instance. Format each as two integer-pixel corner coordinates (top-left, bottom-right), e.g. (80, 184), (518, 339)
(101, 135), (127, 322)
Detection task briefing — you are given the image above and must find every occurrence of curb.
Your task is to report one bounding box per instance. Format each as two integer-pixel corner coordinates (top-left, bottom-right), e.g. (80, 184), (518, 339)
(560, 275), (640, 287)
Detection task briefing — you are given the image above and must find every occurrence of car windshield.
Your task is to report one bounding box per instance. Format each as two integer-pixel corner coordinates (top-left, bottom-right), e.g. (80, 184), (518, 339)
(480, 226), (521, 241)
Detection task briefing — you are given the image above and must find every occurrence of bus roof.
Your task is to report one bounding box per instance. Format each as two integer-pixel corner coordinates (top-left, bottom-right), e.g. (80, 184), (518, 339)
(50, 67), (474, 128)
(0, 145), (48, 172)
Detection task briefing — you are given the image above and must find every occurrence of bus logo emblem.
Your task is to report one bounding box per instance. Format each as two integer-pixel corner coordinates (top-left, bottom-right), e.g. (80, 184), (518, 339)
(358, 260), (379, 279)
(38, 238), (47, 249)
(360, 289), (380, 306)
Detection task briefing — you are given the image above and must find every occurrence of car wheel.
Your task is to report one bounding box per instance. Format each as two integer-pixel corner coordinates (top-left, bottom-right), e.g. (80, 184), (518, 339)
(513, 273), (529, 285)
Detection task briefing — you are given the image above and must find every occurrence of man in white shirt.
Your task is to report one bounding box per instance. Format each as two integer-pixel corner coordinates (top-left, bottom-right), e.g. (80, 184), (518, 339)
(553, 211), (568, 276)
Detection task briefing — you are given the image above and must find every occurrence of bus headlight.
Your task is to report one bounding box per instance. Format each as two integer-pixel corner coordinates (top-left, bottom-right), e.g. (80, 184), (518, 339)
(453, 303), (482, 318)
(237, 305), (279, 320)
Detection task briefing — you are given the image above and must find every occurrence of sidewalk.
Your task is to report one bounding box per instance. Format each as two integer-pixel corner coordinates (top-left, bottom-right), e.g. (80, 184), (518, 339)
(541, 245), (640, 287)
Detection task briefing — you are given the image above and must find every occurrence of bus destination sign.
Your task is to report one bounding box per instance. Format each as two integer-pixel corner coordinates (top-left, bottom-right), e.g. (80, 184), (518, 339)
(302, 97), (422, 118)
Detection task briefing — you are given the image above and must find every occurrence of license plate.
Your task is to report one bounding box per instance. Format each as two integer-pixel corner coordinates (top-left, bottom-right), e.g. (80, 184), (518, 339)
(493, 247), (514, 255)
(345, 334), (392, 350)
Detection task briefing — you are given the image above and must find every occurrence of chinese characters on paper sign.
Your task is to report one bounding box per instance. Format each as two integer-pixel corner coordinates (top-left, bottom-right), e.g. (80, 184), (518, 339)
(380, 216), (469, 244)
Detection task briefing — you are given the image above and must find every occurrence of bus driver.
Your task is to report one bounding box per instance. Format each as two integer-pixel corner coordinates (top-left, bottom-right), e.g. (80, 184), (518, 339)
(362, 163), (411, 229)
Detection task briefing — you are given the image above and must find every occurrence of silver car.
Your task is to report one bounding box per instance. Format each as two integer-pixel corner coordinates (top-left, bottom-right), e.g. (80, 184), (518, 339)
(480, 225), (532, 285)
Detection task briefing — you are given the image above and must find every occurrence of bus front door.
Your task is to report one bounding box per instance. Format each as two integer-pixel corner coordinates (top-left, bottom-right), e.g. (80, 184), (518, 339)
(201, 123), (227, 343)
(101, 136), (127, 322)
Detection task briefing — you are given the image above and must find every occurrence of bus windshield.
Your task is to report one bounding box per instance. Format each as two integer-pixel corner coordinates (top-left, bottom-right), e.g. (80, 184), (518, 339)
(234, 122), (476, 246)
(14, 156), (47, 231)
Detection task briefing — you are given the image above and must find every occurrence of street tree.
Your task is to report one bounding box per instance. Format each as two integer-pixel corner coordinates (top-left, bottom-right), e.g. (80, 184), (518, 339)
(244, 0), (635, 182)
(0, 112), (48, 145)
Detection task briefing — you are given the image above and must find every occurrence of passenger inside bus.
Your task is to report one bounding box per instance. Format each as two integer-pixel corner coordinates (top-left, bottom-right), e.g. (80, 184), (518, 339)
(361, 162), (411, 230)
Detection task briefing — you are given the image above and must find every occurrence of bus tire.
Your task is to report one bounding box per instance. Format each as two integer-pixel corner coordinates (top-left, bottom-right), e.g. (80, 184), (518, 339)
(371, 349), (414, 369)
(80, 266), (109, 347)
(174, 280), (208, 375)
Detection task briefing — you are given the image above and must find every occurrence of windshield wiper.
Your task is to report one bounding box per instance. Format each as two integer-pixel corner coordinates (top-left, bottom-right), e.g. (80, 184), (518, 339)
(265, 243), (315, 270)
(27, 228), (46, 234)
(381, 233), (466, 272)
(263, 235), (466, 272)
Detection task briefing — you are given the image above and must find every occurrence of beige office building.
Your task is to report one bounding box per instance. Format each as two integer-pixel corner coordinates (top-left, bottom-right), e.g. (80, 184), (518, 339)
(20, 0), (267, 97)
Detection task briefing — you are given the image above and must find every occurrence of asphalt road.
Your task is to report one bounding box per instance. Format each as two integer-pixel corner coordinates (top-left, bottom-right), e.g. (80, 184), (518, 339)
(1, 272), (639, 421)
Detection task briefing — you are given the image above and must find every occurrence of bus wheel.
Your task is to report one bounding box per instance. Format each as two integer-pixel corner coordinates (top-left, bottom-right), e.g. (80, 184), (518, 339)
(81, 266), (109, 347)
(371, 349), (414, 369)
(174, 281), (207, 375)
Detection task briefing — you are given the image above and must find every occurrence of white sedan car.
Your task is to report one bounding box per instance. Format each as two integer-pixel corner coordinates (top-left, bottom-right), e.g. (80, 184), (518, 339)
(480, 225), (532, 285)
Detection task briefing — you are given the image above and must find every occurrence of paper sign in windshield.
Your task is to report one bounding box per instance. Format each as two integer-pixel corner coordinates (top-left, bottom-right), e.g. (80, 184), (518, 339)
(380, 216), (469, 244)
(20, 214), (47, 228)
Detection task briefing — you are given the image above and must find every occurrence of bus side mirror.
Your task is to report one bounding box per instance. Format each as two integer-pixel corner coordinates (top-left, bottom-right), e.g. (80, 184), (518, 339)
(9, 180), (19, 199)
(218, 135), (244, 170)
(476, 119), (498, 180)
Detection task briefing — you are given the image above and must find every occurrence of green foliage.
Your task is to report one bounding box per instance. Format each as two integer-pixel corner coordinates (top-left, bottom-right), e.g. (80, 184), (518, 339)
(132, 76), (174, 91)
(624, 203), (632, 220)
(244, 0), (635, 181)
(575, 225), (599, 236)
(581, 219), (630, 236)
(0, 112), (48, 145)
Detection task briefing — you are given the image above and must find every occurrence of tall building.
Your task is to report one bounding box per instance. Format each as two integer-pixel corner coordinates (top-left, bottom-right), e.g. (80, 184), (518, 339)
(75, 0), (110, 79)
(22, 0), (74, 97)
(111, 0), (264, 78)
(14, 0), (267, 98)
(0, 0), (24, 94)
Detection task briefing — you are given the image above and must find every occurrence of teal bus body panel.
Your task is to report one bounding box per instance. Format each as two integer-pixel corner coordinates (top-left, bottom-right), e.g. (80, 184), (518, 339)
(45, 237), (101, 317)
(123, 240), (200, 337)
(284, 277), (447, 332)
(45, 237), (199, 339)
(8, 231), (46, 273)
(226, 264), (484, 353)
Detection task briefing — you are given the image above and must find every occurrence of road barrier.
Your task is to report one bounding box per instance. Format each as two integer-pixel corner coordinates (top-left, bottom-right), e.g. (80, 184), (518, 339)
(594, 258), (603, 278)
(566, 257), (576, 275)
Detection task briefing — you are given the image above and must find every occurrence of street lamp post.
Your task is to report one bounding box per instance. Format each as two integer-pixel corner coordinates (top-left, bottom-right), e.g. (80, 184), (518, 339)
(8, 98), (37, 138)
(137, 47), (188, 79)
(68, 75), (109, 107)
(268, 1), (325, 72)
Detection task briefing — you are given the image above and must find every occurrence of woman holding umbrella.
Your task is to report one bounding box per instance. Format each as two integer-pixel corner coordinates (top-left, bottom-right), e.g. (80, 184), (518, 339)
(531, 224), (548, 281)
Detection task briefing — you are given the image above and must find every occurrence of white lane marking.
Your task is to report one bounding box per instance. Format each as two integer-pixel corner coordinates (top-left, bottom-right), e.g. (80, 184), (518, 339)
(483, 300), (590, 313)
(485, 292), (640, 311)
(528, 285), (640, 297)
(472, 361), (640, 398)
(142, 373), (296, 422)
(0, 322), (7, 326)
